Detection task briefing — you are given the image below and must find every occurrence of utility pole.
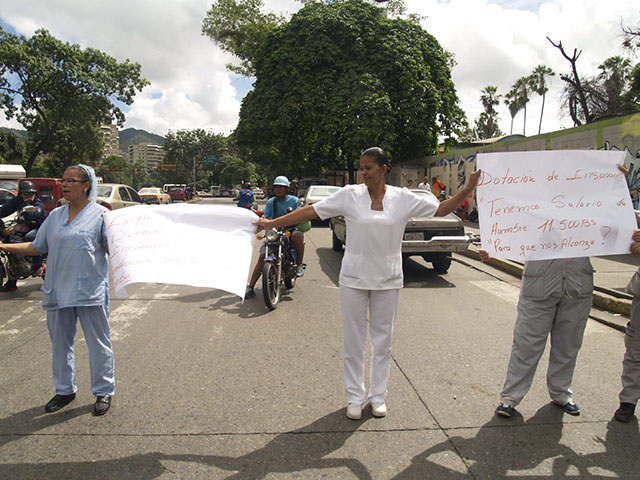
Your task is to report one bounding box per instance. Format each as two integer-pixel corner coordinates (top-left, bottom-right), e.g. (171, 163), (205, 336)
(193, 155), (197, 196)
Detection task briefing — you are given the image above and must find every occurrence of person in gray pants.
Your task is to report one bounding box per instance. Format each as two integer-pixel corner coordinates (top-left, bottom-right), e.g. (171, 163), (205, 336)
(615, 229), (640, 423)
(493, 257), (594, 418)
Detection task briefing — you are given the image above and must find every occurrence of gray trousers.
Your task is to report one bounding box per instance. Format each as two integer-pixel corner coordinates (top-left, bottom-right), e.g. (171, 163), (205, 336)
(501, 293), (591, 407)
(619, 296), (640, 405)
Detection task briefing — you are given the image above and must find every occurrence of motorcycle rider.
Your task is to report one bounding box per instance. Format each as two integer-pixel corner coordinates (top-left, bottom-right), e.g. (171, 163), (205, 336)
(237, 182), (255, 209)
(245, 175), (305, 298)
(0, 180), (46, 291)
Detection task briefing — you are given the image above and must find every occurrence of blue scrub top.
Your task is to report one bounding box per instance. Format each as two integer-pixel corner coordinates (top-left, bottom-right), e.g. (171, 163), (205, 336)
(32, 202), (109, 311)
(264, 195), (299, 219)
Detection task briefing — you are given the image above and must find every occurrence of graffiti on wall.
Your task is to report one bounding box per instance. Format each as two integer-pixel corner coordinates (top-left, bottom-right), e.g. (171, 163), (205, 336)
(598, 141), (640, 209)
(430, 152), (479, 207)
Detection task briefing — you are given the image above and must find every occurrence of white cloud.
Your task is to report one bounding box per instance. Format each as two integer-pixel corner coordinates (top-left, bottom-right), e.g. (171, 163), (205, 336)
(407, 0), (639, 135)
(0, 0), (637, 139)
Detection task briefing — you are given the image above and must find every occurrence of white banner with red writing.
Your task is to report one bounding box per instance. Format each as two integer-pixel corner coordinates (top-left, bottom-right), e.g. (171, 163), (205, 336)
(103, 204), (257, 299)
(476, 150), (636, 261)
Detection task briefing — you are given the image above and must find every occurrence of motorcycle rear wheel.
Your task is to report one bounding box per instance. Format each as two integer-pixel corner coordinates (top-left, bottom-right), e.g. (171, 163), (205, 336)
(262, 261), (281, 310)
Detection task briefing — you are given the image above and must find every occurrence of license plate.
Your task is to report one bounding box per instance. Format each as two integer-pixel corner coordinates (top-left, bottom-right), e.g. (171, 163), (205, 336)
(403, 232), (424, 241)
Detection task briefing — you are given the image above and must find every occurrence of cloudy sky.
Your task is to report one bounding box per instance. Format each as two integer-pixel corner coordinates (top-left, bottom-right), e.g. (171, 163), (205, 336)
(0, 0), (637, 139)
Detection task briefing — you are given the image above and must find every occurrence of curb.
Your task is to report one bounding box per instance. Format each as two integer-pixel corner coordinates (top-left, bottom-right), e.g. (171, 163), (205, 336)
(456, 248), (631, 331)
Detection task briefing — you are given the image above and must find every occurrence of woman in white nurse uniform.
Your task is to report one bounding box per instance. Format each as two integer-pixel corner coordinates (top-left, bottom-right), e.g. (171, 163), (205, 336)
(255, 147), (480, 419)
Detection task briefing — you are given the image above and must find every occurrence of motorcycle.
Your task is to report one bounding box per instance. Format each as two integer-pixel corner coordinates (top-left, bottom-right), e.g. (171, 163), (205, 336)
(260, 212), (299, 310)
(0, 205), (46, 287)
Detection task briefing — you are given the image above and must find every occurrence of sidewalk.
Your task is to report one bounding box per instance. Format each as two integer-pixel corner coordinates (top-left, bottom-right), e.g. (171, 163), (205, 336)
(461, 222), (639, 331)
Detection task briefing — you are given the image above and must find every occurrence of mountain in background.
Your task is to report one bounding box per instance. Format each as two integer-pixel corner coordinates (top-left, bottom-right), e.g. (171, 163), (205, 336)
(119, 127), (165, 152)
(0, 127), (29, 142)
(1, 126), (165, 153)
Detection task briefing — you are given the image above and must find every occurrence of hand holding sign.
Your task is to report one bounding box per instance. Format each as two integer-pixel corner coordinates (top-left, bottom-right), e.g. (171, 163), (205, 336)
(476, 150), (635, 261)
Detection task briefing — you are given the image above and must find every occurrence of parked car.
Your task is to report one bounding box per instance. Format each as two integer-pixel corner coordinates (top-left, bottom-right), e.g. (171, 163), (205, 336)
(0, 188), (17, 223)
(138, 187), (171, 204)
(221, 190), (230, 198)
(20, 177), (63, 215)
(0, 164), (26, 195)
(169, 187), (187, 202)
(330, 188), (471, 273)
(96, 183), (144, 210)
(253, 188), (265, 200)
(297, 177), (329, 199)
(300, 185), (342, 207)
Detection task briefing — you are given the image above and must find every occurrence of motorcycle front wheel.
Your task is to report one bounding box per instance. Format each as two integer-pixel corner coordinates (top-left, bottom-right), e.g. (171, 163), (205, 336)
(262, 261), (281, 310)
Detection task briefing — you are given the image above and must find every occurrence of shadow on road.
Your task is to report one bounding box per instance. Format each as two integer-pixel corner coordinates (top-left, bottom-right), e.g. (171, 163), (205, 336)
(394, 402), (640, 479)
(0, 403), (93, 450)
(402, 258), (456, 289)
(0, 409), (373, 479)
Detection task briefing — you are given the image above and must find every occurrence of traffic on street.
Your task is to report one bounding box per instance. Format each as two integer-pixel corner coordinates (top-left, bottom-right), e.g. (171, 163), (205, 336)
(1, 195), (638, 479)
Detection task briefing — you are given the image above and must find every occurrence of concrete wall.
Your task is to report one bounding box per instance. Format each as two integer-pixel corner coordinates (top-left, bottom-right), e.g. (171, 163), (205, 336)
(391, 112), (640, 208)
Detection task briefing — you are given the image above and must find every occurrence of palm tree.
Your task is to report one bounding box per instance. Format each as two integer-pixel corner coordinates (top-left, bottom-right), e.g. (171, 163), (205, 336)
(503, 88), (522, 135)
(512, 76), (532, 135)
(478, 86), (501, 137)
(530, 65), (555, 134)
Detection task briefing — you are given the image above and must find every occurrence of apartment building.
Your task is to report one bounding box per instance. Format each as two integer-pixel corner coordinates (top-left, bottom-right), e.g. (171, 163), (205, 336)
(128, 143), (164, 170)
(100, 124), (121, 161)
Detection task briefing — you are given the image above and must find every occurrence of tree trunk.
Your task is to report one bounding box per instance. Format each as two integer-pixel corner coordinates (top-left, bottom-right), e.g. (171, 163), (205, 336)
(538, 93), (546, 135)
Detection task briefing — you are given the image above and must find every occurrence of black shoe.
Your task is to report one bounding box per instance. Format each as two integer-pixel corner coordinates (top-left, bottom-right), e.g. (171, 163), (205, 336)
(45, 393), (76, 413)
(1, 280), (18, 292)
(93, 396), (112, 416)
(245, 286), (256, 298)
(614, 402), (636, 423)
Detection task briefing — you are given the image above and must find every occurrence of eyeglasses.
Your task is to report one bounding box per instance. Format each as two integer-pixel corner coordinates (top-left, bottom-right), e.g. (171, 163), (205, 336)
(60, 178), (85, 184)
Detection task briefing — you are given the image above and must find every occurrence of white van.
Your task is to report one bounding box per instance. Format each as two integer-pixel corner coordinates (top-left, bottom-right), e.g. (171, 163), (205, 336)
(0, 164), (26, 194)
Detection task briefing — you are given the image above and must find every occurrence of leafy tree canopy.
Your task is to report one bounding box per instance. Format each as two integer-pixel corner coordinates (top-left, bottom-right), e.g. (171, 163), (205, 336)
(0, 27), (148, 174)
(163, 129), (229, 185)
(233, 0), (465, 181)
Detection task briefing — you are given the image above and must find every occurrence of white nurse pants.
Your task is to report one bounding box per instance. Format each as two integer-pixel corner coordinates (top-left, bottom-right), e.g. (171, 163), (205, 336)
(340, 286), (400, 405)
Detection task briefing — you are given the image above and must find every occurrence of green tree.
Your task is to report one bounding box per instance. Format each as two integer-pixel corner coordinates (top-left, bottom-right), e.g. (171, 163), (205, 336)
(232, 0), (465, 182)
(0, 27), (148, 175)
(591, 56), (639, 119)
(163, 129), (228, 186)
(202, 0), (285, 76)
(530, 65), (555, 135)
(0, 131), (25, 164)
(96, 155), (131, 185)
(510, 76), (532, 135)
(503, 87), (522, 135)
(472, 86), (503, 139)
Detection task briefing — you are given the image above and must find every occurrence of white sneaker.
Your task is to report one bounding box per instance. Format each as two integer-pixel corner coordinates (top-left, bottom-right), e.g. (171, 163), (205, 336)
(346, 403), (363, 420)
(371, 402), (387, 417)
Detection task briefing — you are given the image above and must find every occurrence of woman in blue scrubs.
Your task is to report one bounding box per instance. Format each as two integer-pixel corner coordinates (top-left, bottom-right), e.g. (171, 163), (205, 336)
(0, 164), (114, 416)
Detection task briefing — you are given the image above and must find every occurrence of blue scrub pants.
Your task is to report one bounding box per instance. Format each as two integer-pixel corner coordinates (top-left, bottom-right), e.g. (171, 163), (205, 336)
(46, 305), (115, 397)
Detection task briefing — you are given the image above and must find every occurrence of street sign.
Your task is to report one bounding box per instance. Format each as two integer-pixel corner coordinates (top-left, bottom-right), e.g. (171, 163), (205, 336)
(203, 154), (220, 164)
(157, 163), (177, 172)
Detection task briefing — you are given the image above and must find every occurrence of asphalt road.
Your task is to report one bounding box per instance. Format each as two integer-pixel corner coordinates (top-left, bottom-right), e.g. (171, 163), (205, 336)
(0, 197), (638, 479)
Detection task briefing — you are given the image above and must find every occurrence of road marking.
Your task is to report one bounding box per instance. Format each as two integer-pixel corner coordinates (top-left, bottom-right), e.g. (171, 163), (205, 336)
(0, 329), (20, 336)
(109, 284), (173, 341)
(6, 305), (39, 324)
(469, 280), (520, 305)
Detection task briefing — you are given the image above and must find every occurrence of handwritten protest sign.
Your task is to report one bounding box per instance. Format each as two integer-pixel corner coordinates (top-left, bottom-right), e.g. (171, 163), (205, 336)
(103, 204), (257, 299)
(476, 150), (636, 261)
